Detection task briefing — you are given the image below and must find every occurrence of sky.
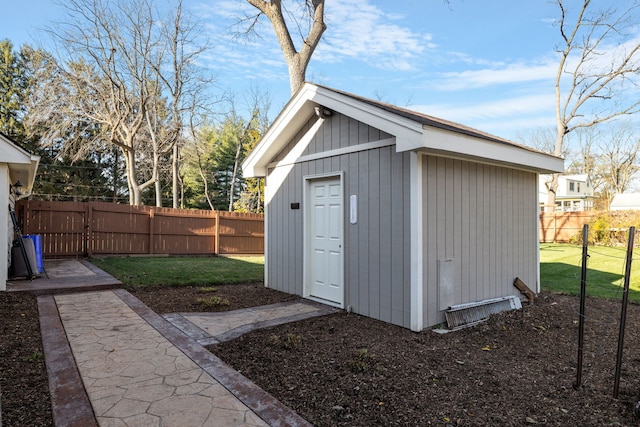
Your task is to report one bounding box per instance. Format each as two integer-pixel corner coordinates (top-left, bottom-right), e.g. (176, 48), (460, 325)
(0, 0), (627, 143)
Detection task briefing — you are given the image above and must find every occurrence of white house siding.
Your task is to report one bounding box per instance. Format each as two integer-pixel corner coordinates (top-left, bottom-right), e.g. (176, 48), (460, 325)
(421, 155), (538, 327)
(265, 114), (413, 328)
(1, 164), (10, 290)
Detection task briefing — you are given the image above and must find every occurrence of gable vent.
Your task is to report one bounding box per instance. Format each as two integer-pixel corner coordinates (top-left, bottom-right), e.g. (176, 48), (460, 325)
(445, 296), (522, 329)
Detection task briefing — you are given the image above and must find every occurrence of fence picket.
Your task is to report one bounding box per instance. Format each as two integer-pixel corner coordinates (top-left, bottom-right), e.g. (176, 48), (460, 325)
(539, 211), (597, 243)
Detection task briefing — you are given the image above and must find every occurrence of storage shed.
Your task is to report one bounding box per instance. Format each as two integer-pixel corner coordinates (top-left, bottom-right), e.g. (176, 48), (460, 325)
(243, 83), (564, 331)
(1, 133), (40, 290)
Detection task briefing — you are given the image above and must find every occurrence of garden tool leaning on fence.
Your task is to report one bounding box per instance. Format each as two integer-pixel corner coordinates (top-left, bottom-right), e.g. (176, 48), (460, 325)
(8, 204), (37, 280)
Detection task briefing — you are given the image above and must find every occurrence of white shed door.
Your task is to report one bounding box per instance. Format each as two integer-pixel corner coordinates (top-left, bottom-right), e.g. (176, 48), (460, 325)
(306, 176), (343, 306)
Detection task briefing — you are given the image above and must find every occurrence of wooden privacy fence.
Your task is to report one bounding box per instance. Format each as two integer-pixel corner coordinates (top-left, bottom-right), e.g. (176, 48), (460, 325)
(14, 200), (264, 258)
(539, 211), (598, 243)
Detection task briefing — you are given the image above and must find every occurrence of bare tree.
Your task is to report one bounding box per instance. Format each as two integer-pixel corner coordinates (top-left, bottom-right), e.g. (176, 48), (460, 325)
(245, 0), (326, 95)
(547, 0), (640, 210)
(595, 123), (640, 207)
(47, 0), (209, 206)
(149, 0), (212, 208)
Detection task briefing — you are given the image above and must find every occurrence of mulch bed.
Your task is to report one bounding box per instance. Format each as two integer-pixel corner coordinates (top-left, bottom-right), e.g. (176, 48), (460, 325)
(212, 292), (640, 427)
(0, 292), (53, 426)
(4, 282), (640, 426)
(128, 282), (298, 313)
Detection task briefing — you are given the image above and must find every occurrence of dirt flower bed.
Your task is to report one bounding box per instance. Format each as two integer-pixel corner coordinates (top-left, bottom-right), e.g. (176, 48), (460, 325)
(4, 283), (640, 426)
(0, 292), (52, 426)
(128, 282), (298, 313)
(212, 293), (640, 426)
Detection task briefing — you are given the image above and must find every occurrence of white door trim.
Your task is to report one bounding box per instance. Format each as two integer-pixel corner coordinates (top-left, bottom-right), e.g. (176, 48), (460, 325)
(303, 172), (345, 308)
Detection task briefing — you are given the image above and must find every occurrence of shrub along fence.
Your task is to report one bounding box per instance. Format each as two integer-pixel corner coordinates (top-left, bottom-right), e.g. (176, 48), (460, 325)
(539, 210), (640, 244)
(539, 211), (597, 243)
(14, 200), (264, 258)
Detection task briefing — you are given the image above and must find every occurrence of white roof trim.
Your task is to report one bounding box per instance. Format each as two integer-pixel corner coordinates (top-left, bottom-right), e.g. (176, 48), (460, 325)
(0, 133), (34, 164)
(243, 83), (564, 177)
(421, 126), (564, 174)
(0, 133), (40, 197)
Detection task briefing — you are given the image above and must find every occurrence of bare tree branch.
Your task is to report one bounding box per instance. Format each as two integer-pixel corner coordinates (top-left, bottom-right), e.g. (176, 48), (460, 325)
(245, 0), (326, 94)
(546, 0), (640, 210)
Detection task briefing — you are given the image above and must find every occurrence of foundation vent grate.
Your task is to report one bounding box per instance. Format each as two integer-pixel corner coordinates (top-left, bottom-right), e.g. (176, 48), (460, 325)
(445, 296), (522, 329)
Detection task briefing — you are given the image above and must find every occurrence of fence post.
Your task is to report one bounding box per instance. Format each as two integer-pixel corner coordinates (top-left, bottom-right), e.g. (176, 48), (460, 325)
(149, 208), (155, 255)
(20, 200), (29, 234)
(613, 226), (635, 399)
(574, 224), (588, 389)
(86, 203), (93, 257)
(214, 211), (220, 255)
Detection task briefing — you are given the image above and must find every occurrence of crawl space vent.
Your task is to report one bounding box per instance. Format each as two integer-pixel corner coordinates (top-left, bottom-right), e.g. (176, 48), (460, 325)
(445, 296), (522, 329)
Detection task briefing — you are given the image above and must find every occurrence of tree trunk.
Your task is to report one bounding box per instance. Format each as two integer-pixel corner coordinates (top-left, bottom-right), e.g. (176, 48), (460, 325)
(546, 127), (565, 211)
(155, 171), (162, 207)
(545, 174), (559, 212)
(123, 148), (141, 205)
(172, 143), (179, 208)
(246, 0), (326, 95)
(228, 138), (243, 211)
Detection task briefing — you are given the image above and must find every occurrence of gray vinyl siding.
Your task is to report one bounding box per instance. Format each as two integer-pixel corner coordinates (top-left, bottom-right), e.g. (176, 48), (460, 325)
(421, 155), (538, 327)
(266, 114), (412, 328)
(272, 114), (393, 162)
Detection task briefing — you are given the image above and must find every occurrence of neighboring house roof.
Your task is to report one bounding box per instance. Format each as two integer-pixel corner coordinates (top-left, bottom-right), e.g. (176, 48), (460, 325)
(243, 82), (564, 177)
(610, 193), (640, 210)
(561, 174), (589, 182)
(0, 132), (40, 198)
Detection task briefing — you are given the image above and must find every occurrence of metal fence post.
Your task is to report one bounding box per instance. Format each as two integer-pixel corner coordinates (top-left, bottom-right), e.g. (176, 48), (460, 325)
(613, 226), (635, 399)
(575, 224), (589, 389)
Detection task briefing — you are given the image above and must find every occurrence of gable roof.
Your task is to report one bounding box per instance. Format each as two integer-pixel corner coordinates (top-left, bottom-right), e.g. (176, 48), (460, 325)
(0, 132), (40, 198)
(561, 174), (589, 182)
(243, 82), (564, 177)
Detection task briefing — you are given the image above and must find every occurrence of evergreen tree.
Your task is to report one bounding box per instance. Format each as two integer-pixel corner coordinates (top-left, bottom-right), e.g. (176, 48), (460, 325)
(0, 39), (28, 141)
(182, 111), (262, 211)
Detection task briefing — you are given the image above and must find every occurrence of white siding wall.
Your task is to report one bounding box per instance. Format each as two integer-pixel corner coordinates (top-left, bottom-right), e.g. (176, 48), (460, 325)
(1, 164), (11, 290)
(421, 155), (538, 327)
(266, 113), (413, 328)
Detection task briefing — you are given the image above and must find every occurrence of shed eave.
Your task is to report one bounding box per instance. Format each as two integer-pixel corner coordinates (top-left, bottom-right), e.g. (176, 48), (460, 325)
(420, 125), (564, 174)
(1, 134), (40, 197)
(0, 135), (34, 164)
(8, 154), (40, 198)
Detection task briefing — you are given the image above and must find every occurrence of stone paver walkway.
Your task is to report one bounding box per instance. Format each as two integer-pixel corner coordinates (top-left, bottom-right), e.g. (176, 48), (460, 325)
(56, 291), (268, 427)
(41, 289), (320, 427)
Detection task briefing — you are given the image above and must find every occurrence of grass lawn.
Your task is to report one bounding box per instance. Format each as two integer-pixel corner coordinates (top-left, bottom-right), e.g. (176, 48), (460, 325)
(90, 255), (264, 288)
(540, 243), (640, 302)
(91, 247), (640, 302)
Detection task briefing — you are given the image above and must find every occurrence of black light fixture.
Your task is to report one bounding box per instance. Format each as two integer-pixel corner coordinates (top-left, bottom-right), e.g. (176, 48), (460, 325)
(11, 180), (23, 196)
(314, 106), (333, 118)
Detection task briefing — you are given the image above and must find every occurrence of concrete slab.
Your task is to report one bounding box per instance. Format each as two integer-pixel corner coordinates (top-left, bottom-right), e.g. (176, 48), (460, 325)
(8, 259), (121, 294)
(164, 300), (339, 345)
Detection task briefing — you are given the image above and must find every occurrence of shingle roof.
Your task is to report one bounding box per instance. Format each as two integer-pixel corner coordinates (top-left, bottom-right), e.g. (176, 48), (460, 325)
(313, 83), (551, 157)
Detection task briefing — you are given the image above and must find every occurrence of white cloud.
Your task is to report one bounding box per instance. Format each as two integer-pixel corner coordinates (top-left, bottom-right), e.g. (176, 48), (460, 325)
(435, 59), (558, 91)
(411, 93), (554, 121)
(315, 0), (435, 71)
(408, 93), (558, 140)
